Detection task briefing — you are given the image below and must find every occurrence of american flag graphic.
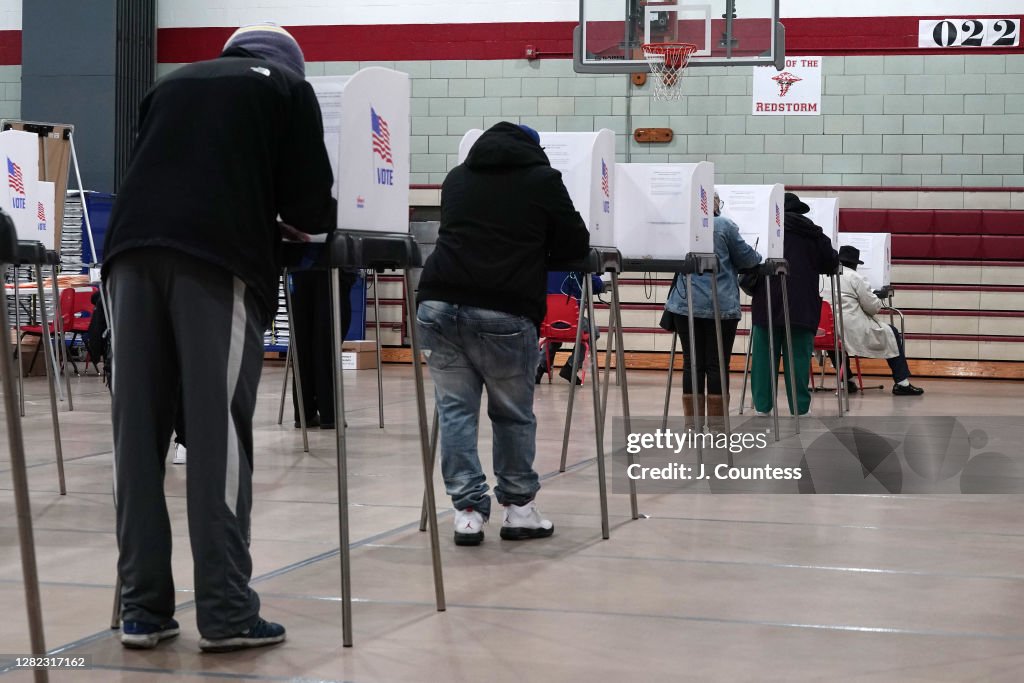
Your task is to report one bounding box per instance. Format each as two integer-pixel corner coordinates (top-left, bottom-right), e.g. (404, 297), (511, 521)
(37, 202), (45, 222)
(699, 186), (708, 215)
(775, 204), (781, 227)
(7, 158), (25, 196)
(600, 159), (609, 197)
(371, 107), (393, 165)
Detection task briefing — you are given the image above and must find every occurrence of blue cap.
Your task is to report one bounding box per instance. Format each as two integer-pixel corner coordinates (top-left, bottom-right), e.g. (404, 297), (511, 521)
(517, 124), (541, 145)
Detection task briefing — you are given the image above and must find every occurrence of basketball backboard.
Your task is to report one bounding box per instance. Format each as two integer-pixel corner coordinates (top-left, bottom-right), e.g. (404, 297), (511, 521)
(575, 0), (784, 73)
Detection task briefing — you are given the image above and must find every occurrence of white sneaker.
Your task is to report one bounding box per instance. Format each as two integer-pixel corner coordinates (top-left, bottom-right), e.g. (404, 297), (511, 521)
(172, 444), (187, 465)
(500, 501), (554, 541)
(453, 507), (485, 546)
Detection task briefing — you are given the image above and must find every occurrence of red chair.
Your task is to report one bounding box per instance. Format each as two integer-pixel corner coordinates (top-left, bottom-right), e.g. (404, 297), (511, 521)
(538, 294), (591, 385)
(812, 300), (863, 392)
(20, 286), (97, 375)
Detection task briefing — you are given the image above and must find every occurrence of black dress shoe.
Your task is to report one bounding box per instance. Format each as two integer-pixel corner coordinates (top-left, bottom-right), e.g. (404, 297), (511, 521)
(892, 383), (924, 396)
(846, 380), (859, 395)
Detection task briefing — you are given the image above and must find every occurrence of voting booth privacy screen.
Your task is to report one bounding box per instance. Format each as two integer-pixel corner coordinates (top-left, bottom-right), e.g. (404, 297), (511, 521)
(458, 129), (616, 245)
(309, 68), (411, 234)
(839, 232), (892, 290)
(613, 162), (714, 260)
(716, 184), (785, 260)
(0, 129), (40, 243)
(805, 197), (839, 249)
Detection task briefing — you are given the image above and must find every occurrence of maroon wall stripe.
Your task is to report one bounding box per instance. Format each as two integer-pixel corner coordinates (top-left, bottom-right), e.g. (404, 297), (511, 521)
(0, 30), (21, 66)
(156, 16), (1024, 63)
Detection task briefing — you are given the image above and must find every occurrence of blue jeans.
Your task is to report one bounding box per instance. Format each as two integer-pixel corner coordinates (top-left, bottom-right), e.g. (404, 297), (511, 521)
(416, 301), (540, 519)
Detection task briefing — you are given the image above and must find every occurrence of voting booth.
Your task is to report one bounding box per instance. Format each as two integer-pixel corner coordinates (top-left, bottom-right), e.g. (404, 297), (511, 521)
(34, 181), (55, 251)
(458, 128), (616, 245)
(716, 184), (785, 260)
(839, 232), (891, 290)
(0, 129), (40, 241)
(612, 162), (714, 259)
(309, 68), (411, 233)
(805, 197), (839, 248)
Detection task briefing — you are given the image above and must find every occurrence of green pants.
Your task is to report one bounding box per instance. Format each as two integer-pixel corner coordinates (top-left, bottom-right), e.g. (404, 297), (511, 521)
(750, 325), (815, 415)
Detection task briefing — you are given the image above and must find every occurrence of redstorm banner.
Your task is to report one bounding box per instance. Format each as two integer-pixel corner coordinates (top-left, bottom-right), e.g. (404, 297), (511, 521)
(752, 56), (823, 116)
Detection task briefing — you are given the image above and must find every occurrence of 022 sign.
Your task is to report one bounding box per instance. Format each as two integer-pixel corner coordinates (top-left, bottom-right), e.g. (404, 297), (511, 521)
(919, 19), (1020, 48)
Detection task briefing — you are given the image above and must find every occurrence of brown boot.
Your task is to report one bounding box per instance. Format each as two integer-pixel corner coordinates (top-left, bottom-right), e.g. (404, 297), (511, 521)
(707, 394), (726, 431)
(682, 394), (705, 430)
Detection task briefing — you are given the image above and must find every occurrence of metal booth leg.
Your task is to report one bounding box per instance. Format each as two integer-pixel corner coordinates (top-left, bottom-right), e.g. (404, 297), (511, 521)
(583, 278), (610, 539)
(834, 273), (851, 413)
(558, 287), (589, 473)
(684, 275), (704, 460)
(402, 271), (446, 612)
(110, 575), (122, 629)
(14, 265), (25, 417)
(373, 271), (385, 429)
(36, 265), (66, 495)
(50, 265), (74, 410)
(708, 265), (731, 438)
(599, 305), (614, 428)
(764, 276), (781, 441)
(277, 341), (291, 425)
(609, 272), (638, 521)
(738, 316), (754, 416)
(0, 282), (49, 683)
(283, 273), (309, 453)
(830, 274), (844, 417)
(779, 273), (800, 435)
(329, 268), (354, 646)
(419, 404), (440, 533)
(661, 330), (676, 429)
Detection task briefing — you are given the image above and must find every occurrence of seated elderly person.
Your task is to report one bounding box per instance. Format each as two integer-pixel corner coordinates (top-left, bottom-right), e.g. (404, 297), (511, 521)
(834, 245), (923, 397)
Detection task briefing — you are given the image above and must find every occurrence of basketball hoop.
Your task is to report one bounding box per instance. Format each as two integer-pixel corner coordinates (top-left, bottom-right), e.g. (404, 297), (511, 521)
(641, 42), (697, 101)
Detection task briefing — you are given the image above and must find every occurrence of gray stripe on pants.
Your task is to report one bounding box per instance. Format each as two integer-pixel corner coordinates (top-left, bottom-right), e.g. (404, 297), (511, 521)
(224, 277), (247, 516)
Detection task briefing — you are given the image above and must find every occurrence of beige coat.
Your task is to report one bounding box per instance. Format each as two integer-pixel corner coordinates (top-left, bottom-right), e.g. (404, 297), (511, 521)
(838, 266), (900, 359)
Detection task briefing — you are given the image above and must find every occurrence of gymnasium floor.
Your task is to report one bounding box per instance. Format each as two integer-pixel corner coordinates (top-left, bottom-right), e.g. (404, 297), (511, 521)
(1, 364), (1023, 681)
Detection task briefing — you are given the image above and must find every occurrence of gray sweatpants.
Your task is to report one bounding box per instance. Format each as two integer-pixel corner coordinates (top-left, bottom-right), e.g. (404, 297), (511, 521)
(108, 248), (266, 639)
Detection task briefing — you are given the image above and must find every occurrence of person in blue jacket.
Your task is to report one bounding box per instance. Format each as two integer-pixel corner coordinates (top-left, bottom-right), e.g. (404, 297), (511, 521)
(537, 271), (605, 385)
(663, 193), (762, 424)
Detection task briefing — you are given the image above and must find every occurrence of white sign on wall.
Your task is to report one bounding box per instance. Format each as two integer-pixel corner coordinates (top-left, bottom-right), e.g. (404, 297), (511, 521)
(752, 56), (823, 116)
(919, 19), (1019, 48)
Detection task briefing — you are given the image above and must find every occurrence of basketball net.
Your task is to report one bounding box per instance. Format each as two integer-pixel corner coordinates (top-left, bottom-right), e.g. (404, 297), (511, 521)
(642, 42), (697, 101)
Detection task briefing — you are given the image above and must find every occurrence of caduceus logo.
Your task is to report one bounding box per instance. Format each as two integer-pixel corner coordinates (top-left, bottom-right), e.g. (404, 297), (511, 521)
(772, 71), (802, 97)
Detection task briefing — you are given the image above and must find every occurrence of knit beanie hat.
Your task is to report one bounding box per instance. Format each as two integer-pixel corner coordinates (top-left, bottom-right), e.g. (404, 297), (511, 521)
(517, 124), (541, 145)
(223, 23), (305, 77)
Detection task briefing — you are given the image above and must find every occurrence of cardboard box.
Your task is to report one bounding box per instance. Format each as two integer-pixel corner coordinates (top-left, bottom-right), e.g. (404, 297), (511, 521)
(342, 350), (377, 370)
(342, 340), (377, 352)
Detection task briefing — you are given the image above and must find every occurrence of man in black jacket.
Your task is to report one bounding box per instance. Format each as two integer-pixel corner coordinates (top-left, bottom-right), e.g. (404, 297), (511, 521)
(750, 192), (840, 415)
(417, 122), (589, 546)
(103, 23), (334, 652)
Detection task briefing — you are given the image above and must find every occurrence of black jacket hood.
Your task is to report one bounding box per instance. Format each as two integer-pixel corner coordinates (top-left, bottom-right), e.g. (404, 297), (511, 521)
(464, 122), (551, 170)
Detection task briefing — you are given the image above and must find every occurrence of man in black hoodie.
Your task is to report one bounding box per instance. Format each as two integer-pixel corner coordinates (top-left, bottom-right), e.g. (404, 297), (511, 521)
(417, 122), (589, 546)
(750, 192), (840, 415)
(103, 23), (334, 652)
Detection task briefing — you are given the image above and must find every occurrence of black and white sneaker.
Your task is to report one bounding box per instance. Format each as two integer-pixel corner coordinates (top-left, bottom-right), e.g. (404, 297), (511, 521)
(500, 502), (554, 540)
(198, 618), (286, 653)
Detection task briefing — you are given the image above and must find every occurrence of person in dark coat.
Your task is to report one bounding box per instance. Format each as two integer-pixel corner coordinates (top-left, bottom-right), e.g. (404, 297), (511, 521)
(103, 23), (334, 652)
(750, 192), (839, 415)
(417, 122), (589, 546)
